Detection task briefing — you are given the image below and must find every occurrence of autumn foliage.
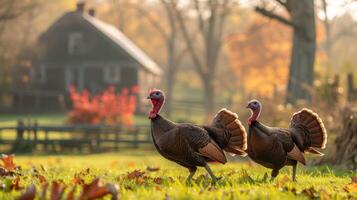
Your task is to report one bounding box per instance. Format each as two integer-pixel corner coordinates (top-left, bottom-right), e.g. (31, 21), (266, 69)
(67, 85), (139, 126)
(226, 17), (291, 97)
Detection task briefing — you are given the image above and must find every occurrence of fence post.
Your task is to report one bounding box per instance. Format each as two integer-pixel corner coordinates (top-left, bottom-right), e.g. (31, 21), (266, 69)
(12, 120), (26, 152)
(114, 127), (120, 151)
(44, 131), (49, 151)
(133, 128), (139, 149)
(33, 121), (38, 150)
(16, 120), (25, 141)
(96, 128), (101, 152)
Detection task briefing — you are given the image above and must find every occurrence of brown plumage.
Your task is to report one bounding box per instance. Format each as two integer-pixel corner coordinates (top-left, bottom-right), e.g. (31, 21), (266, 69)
(148, 89), (247, 182)
(246, 100), (327, 181)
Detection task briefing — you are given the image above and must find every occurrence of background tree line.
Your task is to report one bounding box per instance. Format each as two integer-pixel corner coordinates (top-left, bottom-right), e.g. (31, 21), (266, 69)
(0, 0), (356, 117)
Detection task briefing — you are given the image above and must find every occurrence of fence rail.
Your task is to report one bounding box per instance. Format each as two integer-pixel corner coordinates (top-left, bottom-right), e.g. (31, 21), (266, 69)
(0, 121), (152, 153)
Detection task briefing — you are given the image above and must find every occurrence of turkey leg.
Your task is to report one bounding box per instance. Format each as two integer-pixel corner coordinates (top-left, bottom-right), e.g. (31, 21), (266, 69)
(186, 168), (197, 182)
(204, 164), (220, 182)
(292, 164), (297, 182)
(270, 168), (279, 181)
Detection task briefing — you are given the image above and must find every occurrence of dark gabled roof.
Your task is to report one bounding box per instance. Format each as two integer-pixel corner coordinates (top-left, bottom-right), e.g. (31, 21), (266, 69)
(82, 14), (162, 75)
(40, 11), (162, 75)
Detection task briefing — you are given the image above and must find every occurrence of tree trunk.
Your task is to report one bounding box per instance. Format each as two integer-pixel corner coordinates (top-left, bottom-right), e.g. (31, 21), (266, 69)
(286, 0), (316, 104)
(203, 77), (214, 118)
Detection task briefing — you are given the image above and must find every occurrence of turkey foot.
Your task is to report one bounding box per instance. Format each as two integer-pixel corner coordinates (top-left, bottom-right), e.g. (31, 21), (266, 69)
(204, 165), (221, 182)
(186, 168), (197, 183)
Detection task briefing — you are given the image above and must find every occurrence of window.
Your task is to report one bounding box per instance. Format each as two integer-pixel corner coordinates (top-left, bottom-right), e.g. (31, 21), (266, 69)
(104, 67), (121, 83)
(68, 32), (83, 55)
(31, 65), (46, 83)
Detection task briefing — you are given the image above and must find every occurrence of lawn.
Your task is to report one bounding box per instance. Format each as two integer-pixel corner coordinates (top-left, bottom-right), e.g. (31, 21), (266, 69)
(0, 151), (356, 200)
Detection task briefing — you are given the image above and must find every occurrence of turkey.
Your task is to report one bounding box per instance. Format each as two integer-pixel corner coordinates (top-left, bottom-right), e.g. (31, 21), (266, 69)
(147, 89), (247, 182)
(246, 99), (327, 181)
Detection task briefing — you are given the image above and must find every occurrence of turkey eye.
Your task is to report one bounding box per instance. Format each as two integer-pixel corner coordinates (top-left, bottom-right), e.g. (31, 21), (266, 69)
(155, 92), (160, 96)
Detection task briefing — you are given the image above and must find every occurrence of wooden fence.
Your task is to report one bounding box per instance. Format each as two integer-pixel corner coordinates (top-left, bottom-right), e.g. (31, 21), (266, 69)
(0, 121), (152, 153)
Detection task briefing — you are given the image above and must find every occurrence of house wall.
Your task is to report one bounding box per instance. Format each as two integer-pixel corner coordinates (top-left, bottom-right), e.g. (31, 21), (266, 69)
(36, 12), (142, 93)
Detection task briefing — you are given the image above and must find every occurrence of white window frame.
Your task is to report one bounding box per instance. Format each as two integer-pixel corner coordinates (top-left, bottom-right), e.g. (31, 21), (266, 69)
(68, 32), (83, 55)
(104, 66), (121, 83)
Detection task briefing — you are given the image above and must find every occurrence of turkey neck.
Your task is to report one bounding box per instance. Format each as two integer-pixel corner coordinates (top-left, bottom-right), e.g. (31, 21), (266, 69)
(149, 98), (164, 119)
(248, 108), (261, 126)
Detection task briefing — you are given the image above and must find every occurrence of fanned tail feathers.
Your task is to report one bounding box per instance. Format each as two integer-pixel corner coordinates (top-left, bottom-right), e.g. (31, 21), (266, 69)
(213, 108), (247, 155)
(290, 108), (327, 151)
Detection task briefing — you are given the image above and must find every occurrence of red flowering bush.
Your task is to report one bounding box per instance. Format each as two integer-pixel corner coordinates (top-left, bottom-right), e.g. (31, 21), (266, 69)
(67, 85), (139, 126)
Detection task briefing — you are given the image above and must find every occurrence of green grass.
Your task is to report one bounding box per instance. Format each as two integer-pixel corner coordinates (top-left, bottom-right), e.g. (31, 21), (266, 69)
(0, 151), (355, 200)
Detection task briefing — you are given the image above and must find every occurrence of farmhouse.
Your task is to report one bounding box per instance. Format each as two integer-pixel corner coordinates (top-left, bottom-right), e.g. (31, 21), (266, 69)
(3, 3), (162, 112)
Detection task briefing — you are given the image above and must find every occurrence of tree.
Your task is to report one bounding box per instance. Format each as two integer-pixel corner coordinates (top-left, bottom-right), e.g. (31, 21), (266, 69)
(169, 0), (235, 116)
(108, 1), (186, 117)
(255, 0), (317, 104)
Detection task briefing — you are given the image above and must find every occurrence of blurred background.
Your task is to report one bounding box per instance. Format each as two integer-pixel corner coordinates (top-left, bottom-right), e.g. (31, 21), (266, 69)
(0, 0), (356, 169)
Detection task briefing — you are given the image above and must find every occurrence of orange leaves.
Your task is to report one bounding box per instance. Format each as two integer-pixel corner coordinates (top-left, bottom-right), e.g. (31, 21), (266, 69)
(125, 169), (167, 186)
(127, 170), (145, 180)
(78, 178), (117, 200)
(68, 85), (139, 126)
(226, 16), (290, 97)
(1, 154), (17, 171)
(50, 181), (66, 200)
(344, 176), (357, 194)
(274, 175), (291, 188)
(17, 178), (118, 200)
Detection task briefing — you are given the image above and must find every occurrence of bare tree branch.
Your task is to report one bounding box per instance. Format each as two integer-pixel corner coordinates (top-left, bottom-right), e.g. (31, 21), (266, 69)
(132, 4), (169, 40)
(276, 0), (291, 12)
(255, 6), (296, 28)
(171, 2), (206, 77)
(194, 0), (207, 40)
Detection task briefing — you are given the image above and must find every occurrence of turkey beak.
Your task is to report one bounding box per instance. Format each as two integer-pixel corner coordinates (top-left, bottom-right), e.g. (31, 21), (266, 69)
(147, 95), (151, 99)
(246, 104), (250, 109)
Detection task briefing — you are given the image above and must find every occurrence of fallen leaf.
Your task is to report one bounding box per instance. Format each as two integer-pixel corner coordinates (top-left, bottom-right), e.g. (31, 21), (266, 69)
(66, 186), (76, 200)
(1, 154), (17, 171)
(40, 182), (48, 200)
(275, 175), (291, 188)
(153, 177), (163, 184)
(127, 170), (145, 179)
(146, 166), (160, 172)
(36, 175), (47, 184)
(344, 182), (357, 193)
(17, 184), (36, 200)
(78, 178), (111, 200)
(51, 181), (66, 200)
(301, 187), (318, 198)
